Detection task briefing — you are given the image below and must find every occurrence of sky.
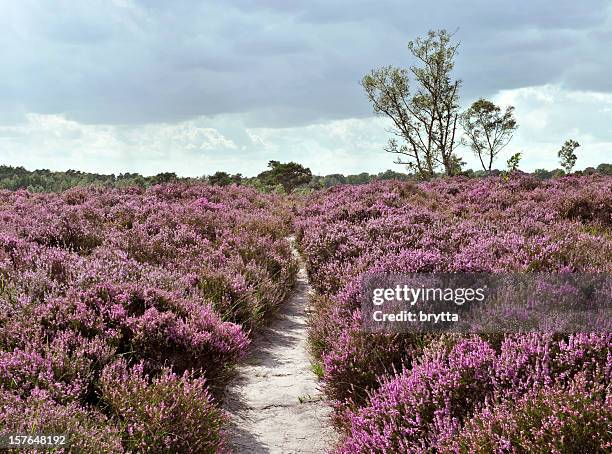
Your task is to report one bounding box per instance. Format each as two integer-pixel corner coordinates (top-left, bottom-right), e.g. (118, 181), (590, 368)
(1, 0), (611, 177)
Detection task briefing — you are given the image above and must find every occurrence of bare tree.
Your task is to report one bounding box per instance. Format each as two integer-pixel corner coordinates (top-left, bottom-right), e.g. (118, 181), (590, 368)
(361, 29), (462, 179)
(461, 99), (517, 172)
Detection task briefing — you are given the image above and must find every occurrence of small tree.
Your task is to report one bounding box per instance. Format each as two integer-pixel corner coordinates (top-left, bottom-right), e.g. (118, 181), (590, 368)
(346, 172), (372, 185)
(209, 172), (242, 186)
(461, 99), (517, 172)
(502, 152), (522, 180)
(533, 168), (553, 180)
(596, 163), (612, 175)
(208, 171), (232, 186)
(448, 154), (466, 176)
(150, 172), (178, 185)
(558, 139), (580, 174)
(506, 152), (522, 172)
(257, 161), (312, 193)
(361, 29), (462, 179)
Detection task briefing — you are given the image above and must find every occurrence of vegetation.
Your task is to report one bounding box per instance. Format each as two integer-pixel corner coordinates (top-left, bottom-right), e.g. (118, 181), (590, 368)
(0, 170), (609, 452)
(506, 152), (522, 173)
(0, 184), (297, 452)
(256, 160), (313, 193)
(1, 161), (611, 195)
(362, 30), (462, 178)
(558, 139), (580, 174)
(461, 99), (518, 172)
(0, 165), (179, 192)
(296, 176), (611, 452)
(208, 171), (243, 186)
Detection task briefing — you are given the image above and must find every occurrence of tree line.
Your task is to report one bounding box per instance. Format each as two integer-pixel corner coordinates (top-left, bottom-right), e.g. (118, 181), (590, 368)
(0, 161), (609, 194)
(0, 166), (185, 192)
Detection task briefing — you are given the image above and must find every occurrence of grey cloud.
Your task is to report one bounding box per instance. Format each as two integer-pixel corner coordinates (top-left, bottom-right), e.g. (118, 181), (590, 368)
(0, 0), (611, 127)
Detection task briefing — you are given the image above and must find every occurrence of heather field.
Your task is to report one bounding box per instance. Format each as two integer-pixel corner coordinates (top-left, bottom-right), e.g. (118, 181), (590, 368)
(296, 174), (612, 453)
(0, 175), (610, 453)
(0, 184), (297, 452)
(4, 1), (612, 452)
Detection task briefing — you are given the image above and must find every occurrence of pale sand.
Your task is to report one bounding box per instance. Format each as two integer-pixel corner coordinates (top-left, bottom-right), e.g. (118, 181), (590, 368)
(223, 237), (337, 454)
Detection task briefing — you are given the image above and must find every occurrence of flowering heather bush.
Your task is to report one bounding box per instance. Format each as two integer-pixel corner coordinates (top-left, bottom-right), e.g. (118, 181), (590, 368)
(336, 337), (497, 453)
(100, 360), (226, 453)
(0, 183), (296, 452)
(335, 333), (611, 453)
(443, 383), (611, 453)
(296, 175), (612, 450)
(0, 389), (124, 453)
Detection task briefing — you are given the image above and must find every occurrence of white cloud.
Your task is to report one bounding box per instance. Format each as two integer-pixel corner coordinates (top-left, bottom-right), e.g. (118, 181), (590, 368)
(1, 84), (610, 177)
(488, 84), (612, 170)
(0, 114), (239, 176)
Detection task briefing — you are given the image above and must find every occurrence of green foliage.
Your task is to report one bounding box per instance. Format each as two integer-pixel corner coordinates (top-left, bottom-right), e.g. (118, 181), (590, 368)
(346, 172), (373, 185)
(208, 171), (242, 186)
(311, 362), (325, 379)
(448, 153), (466, 176)
(507, 152), (522, 172)
(257, 160), (312, 193)
(0, 160), (609, 196)
(316, 173), (346, 188)
(558, 139), (580, 174)
(0, 165), (189, 192)
(149, 172), (179, 185)
(502, 152), (522, 181)
(375, 169), (413, 181)
(461, 98), (518, 172)
(534, 168), (566, 180)
(306, 170), (414, 190)
(596, 163), (612, 175)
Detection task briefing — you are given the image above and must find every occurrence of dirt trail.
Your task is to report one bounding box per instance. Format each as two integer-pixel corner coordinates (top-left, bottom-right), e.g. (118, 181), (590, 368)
(223, 237), (336, 453)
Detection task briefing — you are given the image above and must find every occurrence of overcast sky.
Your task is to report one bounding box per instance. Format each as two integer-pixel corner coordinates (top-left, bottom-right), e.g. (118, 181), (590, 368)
(1, 0), (611, 176)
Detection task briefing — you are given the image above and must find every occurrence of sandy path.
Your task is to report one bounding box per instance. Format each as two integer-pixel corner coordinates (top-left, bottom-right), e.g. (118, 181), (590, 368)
(222, 237), (336, 453)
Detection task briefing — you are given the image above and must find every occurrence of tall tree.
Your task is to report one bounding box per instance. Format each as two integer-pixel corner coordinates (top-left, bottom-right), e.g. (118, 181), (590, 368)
(558, 139), (580, 174)
(361, 29), (462, 179)
(461, 99), (517, 172)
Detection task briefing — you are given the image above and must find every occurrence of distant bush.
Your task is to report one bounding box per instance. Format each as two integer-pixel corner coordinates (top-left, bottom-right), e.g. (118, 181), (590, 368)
(0, 165), (184, 192)
(1, 162), (609, 194)
(257, 160), (312, 193)
(208, 171), (243, 186)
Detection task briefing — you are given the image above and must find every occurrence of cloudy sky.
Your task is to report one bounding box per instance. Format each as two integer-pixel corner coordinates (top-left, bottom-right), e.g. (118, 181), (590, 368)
(1, 0), (611, 176)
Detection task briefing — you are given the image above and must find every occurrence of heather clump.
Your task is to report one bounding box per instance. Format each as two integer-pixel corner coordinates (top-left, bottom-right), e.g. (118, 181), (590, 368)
(0, 183), (296, 452)
(100, 360), (227, 453)
(336, 337), (497, 453)
(296, 174), (612, 449)
(492, 332), (611, 399)
(0, 389), (124, 453)
(443, 383), (611, 453)
(336, 333), (611, 452)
